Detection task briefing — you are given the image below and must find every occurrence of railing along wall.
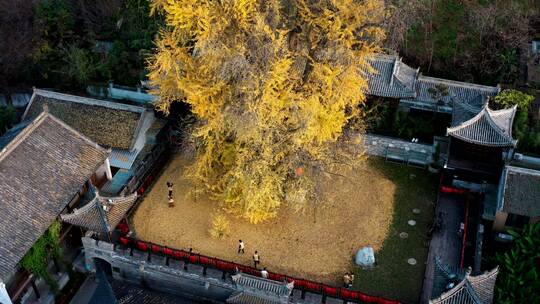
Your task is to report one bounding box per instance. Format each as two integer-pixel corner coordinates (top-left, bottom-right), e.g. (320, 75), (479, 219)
(120, 143), (169, 196)
(113, 231), (399, 304)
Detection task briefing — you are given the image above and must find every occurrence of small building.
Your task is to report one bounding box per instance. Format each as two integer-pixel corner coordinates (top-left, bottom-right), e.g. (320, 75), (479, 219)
(22, 89), (155, 170)
(60, 184), (138, 237)
(493, 165), (540, 231)
(22, 88), (167, 195)
(0, 111), (111, 302)
(445, 102), (517, 182)
(430, 258), (498, 304)
(366, 54), (500, 113)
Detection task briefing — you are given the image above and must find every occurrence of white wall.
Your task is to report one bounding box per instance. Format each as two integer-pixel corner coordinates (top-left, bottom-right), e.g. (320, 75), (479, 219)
(95, 158), (113, 181)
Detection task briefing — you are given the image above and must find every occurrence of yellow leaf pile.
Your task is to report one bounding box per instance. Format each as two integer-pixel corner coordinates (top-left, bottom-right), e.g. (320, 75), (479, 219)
(208, 214), (231, 239)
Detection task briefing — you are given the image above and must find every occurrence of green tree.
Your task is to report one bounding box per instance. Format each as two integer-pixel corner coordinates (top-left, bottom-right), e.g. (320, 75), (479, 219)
(494, 222), (540, 303)
(494, 89), (535, 110)
(20, 220), (63, 293)
(0, 105), (17, 135)
(63, 46), (97, 87)
(494, 89), (539, 153)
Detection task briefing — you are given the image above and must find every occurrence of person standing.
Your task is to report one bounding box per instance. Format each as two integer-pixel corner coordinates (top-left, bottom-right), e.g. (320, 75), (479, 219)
(343, 273), (351, 288)
(184, 248), (192, 271)
(349, 272), (355, 288)
(238, 240), (245, 254)
(252, 251), (260, 268)
(260, 267), (268, 279)
(167, 181), (174, 197)
(168, 195), (175, 208)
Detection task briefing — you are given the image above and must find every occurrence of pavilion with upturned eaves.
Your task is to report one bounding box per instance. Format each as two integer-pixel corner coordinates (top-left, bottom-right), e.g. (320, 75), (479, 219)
(60, 185), (138, 238)
(444, 101), (517, 182)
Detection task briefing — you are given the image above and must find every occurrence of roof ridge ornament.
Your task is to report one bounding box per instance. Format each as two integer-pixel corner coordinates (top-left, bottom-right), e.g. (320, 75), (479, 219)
(60, 189), (138, 236)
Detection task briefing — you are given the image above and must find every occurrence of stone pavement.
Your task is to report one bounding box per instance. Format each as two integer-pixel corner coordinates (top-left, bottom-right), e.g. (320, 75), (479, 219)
(363, 133), (433, 159)
(420, 193), (464, 303)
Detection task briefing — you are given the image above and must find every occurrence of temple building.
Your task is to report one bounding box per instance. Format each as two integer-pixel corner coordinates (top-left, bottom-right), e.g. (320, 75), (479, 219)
(22, 88), (167, 195)
(0, 111), (111, 302)
(366, 54), (500, 113)
(445, 102), (517, 182)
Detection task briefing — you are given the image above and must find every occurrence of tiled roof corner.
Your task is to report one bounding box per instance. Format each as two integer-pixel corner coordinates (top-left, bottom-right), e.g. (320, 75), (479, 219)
(365, 53), (499, 108)
(61, 185), (138, 235)
(447, 104), (517, 147)
(231, 273), (293, 297)
(430, 266), (498, 304)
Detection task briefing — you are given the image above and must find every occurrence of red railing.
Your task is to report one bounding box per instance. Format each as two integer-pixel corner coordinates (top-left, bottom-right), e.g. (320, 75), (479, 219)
(439, 185), (468, 195)
(116, 234), (400, 304)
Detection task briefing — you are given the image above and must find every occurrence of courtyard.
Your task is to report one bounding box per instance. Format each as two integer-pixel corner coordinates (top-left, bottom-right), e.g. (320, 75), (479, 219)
(131, 153), (436, 303)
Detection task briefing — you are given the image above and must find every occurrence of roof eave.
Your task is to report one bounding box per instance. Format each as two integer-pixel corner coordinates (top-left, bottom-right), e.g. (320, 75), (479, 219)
(447, 132), (517, 147)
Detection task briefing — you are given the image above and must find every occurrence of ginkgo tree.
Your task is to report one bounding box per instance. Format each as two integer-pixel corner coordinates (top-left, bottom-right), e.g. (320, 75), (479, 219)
(148, 0), (386, 223)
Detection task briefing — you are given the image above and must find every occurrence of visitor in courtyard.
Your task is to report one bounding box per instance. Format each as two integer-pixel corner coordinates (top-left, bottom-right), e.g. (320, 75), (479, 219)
(168, 195), (174, 208)
(253, 251), (260, 268)
(349, 272), (355, 288)
(184, 248), (192, 271)
(343, 273), (351, 288)
(238, 240), (245, 254)
(166, 181), (174, 197)
(261, 267), (268, 279)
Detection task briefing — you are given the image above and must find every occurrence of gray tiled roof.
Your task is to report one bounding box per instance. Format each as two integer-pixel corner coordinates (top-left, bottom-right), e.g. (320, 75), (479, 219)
(451, 101), (483, 126)
(430, 261), (498, 304)
(0, 121), (31, 149)
(111, 280), (192, 304)
(61, 185), (137, 234)
(366, 54), (499, 108)
(22, 89), (147, 150)
(232, 274), (293, 297)
(447, 104), (517, 147)
(499, 166), (540, 217)
(467, 268), (499, 304)
(227, 292), (281, 304)
(230, 273), (293, 304)
(366, 55), (417, 98)
(0, 111), (109, 281)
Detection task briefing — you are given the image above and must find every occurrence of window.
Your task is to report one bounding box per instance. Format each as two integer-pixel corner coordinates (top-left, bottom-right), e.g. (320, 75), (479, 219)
(505, 213), (530, 229)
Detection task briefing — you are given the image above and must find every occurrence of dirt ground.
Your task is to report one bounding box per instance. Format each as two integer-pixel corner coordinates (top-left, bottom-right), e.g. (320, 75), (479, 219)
(132, 154), (396, 284)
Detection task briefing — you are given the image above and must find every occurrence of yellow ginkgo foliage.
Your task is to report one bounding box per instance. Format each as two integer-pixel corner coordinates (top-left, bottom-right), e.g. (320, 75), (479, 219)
(148, 0), (386, 223)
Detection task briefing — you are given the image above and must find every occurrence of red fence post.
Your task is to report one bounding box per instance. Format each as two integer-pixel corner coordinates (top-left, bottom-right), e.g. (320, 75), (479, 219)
(118, 237), (400, 304)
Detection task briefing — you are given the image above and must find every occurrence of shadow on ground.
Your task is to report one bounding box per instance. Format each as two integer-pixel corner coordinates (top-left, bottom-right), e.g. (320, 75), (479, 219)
(353, 159), (437, 304)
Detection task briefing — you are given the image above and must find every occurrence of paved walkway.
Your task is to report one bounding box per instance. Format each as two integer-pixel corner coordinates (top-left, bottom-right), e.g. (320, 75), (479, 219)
(363, 134), (433, 167)
(420, 193), (464, 303)
(363, 134), (433, 158)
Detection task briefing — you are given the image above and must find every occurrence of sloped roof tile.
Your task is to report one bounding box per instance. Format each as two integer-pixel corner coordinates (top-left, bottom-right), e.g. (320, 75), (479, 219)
(23, 89), (147, 150)
(447, 104), (517, 147)
(60, 185), (137, 234)
(0, 112), (109, 280)
(365, 54), (499, 108)
(430, 259), (498, 304)
(499, 166), (540, 217)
